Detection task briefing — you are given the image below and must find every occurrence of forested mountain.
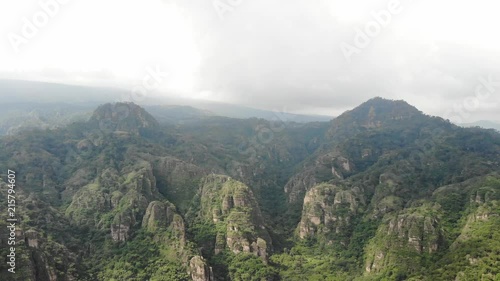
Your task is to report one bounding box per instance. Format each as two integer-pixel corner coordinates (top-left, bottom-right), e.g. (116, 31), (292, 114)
(0, 80), (331, 136)
(1, 98), (499, 281)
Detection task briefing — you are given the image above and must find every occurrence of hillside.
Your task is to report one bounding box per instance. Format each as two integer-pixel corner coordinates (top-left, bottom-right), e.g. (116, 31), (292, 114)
(0, 98), (499, 280)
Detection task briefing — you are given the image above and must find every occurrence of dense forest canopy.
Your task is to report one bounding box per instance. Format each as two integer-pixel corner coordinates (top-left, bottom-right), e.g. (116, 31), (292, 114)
(1, 98), (499, 281)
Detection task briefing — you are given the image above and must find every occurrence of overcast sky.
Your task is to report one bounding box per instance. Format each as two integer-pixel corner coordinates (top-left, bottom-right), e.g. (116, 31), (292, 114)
(1, 0), (499, 122)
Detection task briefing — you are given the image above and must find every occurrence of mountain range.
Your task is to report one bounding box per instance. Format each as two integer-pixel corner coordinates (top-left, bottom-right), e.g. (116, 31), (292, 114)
(0, 97), (499, 281)
(0, 80), (332, 136)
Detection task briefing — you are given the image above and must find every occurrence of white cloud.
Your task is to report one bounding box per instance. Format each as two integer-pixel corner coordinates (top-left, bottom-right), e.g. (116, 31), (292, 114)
(0, 0), (499, 122)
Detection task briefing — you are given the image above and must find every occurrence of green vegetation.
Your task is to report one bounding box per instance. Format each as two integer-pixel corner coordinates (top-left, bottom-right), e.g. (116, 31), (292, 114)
(90, 230), (190, 281)
(229, 254), (278, 281)
(0, 99), (499, 280)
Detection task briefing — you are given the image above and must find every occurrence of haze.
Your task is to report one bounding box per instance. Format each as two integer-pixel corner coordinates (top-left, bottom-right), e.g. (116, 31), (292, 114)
(1, 0), (499, 122)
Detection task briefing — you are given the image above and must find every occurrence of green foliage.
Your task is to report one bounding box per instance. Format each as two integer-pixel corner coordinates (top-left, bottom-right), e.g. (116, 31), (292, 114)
(1, 100), (500, 281)
(346, 218), (379, 263)
(190, 221), (218, 257)
(228, 254), (278, 281)
(97, 230), (191, 280)
(149, 260), (190, 281)
(270, 252), (353, 281)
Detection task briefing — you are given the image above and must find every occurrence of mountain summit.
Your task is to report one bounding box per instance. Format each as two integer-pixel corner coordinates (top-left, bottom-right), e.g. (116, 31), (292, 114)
(88, 102), (159, 133)
(326, 97), (425, 140)
(338, 97), (422, 128)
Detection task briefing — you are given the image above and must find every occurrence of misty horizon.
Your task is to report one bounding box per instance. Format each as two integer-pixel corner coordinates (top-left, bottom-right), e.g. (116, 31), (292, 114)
(1, 0), (499, 122)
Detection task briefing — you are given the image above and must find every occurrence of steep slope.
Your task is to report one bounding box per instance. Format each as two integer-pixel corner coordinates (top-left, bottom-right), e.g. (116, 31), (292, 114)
(190, 175), (272, 258)
(275, 98), (500, 280)
(0, 99), (499, 281)
(0, 103), (209, 280)
(88, 102), (159, 134)
(298, 183), (366, 245)
(186, 175), (276, 279)
(284, 97), (498, 205)
(0, 182), (82, 281)
(168, 116), (329, 232)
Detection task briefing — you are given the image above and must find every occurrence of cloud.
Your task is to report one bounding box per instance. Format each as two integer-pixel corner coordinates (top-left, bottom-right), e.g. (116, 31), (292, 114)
(0, 0), (499, 122)
(183, 0), (500, 121)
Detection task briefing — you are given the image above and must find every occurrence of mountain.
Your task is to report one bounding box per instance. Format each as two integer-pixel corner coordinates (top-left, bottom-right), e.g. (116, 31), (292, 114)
(460, 120), (500, 131)
(281, 97), (500, 280)
(144, 105), (215, 124)
(0, 80), (332, 136)
(0, 99), (499, 281)
(88, 102), (159, 134)
(175, 99), (332, 123)
(0, 102), (93, 135)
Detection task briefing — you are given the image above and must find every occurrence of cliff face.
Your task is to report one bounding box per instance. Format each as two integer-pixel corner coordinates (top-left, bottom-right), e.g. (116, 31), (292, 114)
(189, 256), (213, 281)
(0, 183), (79, 281)
(432, 181), (500, 281)
(364, 203), (443, 275)
(195, 175), (272, 260)
(283, 98), (442, 206)
(283, 169), (317, 204)
(88, 102), (159, 134)
(15, 229), (78, 281)
(284, 152), (356, 204)
(357, 176), (500, 280)
(142, 200), (178, 231)
(326, 97), (422, 140)
(298, 183), (365, 245)
(63, 149), (204, 244)
(151, 156), (206, 212)
(142, 200), (186, 244)
(65, 161), (161, 242)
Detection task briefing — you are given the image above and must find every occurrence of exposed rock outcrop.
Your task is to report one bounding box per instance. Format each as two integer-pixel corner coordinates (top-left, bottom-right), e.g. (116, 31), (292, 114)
(189, 256), (213, 281)
(142, 200), (186, 244)
(150, 156), (206, 211)
(142, 200), (177, 231)
(364, 203), (443, 274)
(452, 187), (498, 248)
(195, 175), (272, 260)
(65, 161), (162, 242)
(284, 151), (354, 203)
(298, 183), (365, 244)
(88, 102), (159, 134)
(326, 97), (422, 140)
(283, 169), (317, 203)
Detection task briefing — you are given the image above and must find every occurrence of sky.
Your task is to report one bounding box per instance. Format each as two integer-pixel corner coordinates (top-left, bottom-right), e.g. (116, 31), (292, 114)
(1, 0), (499, 122)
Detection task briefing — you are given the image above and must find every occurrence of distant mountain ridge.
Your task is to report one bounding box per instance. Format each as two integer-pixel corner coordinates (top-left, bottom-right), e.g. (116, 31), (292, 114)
(0, 79), (333, 124)
(460, 120), (500, 131)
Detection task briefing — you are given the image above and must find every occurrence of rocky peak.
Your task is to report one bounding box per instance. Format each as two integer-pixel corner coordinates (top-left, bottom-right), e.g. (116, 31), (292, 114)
(89, 102), (159, 134)
(327, 97), (423, 139)
(349, 97), (421, 122)
(195, 175), (272, 260)
(142, 200), (186, 244)
(142, 201), (177, 231)
(364, 204), (443, 274)
(65, 160), (162, 242)
(298, 183), (365, 243)
(189, 256), (214, 281)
